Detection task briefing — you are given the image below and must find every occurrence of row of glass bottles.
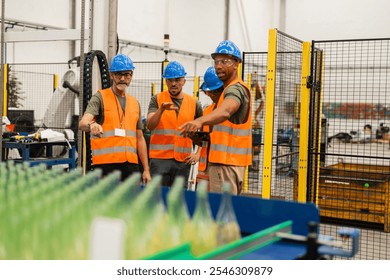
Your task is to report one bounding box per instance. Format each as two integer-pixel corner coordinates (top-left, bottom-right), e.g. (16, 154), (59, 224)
(189, 180), (241, 256)
(0, 161), (241, 259)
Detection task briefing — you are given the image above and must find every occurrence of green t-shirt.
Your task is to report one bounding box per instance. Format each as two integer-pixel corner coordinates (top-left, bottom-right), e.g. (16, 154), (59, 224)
(223, 83), (250, 124)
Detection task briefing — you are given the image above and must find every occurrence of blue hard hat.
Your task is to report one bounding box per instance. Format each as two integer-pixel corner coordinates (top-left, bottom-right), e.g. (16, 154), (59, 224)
(109, 54), (135, 72)
(211, 40), (242, 61)
(202, 67), (223, 91)
(162, 61), (187, 79)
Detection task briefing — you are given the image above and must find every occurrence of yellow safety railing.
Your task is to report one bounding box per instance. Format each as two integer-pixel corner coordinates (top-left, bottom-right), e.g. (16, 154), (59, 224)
(151, 82), (156, 96)
(297, 42), (311, 202)
(53, 74), (58, 92)
(193, 76), (199, 99)
(162, 60), (168, 91)
(261, 29), (277, 199)
(3, 64), (8, 116)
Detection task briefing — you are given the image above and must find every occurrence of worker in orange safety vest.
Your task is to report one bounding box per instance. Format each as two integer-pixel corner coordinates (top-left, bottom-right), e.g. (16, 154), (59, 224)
(180, 41), (252, 195)
(79, 54), (151, 183)
(146, 61), (203, 187)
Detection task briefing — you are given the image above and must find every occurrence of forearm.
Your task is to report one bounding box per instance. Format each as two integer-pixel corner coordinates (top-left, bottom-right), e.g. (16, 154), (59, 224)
(200, 98), (240, 126)
(137, 137), (150, 172)
(79, 113), (95, 132)
(146, 109), (163, 130)
(197, 107), (231, 126)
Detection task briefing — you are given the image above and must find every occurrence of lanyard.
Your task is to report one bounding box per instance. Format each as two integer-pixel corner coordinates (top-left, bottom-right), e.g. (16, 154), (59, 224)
(113, 92), (125, 129)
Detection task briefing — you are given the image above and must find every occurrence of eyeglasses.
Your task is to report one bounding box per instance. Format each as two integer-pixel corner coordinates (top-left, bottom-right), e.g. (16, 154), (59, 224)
(207, 89), (222, 95)
(213, 58), (234, 67)
(113, 71), (133, 78)
(166, 78), (183, 83)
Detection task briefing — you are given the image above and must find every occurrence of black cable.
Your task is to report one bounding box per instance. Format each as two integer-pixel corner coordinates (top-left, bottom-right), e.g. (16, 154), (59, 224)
(82, 50), (110, 171)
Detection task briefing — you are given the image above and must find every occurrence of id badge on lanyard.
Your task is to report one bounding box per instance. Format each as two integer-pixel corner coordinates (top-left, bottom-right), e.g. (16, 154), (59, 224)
(115, 128), (126, 137)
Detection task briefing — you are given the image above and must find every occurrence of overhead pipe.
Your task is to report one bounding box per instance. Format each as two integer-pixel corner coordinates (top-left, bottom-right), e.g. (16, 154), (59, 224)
(224, 0), (230, 40)
(107, 0), (118, 62)
(69, 0), (77, 60)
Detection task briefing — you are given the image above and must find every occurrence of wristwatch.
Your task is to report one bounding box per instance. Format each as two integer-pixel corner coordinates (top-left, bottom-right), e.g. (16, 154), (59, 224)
(88, 121), (96, 131)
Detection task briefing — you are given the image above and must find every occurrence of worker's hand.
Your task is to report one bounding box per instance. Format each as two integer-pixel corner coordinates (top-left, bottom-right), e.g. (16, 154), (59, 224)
(142, 170), (152, 184)
(185, 153), (200, 166)
(161, 102), (178, 111)
(179, 120), (202, 137)
(90, 122), (104, 137)
(187, 132), (202, 146)
(187, 131), (210, 146)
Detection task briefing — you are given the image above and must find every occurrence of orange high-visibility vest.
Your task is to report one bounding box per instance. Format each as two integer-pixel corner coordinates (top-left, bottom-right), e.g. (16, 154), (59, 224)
(149, 91), (196, 162)
(91, 88), (139, 165)
(198, 104), (215, 172)
(208, 79), (252, 166)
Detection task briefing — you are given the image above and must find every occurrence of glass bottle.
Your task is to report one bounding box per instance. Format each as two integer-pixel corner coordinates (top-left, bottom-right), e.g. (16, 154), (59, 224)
(216, 182), (241, 246)
(166, 176), (191, 247)
(127, 175), (167, 259)
(187, 180), (217, 256)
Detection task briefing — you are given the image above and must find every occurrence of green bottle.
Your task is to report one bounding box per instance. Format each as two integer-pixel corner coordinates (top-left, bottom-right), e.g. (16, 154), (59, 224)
(128, 175), (166, 259)
(216, 183), (241, 246)
(166, 176), (191, 247)
(187, 180), (217, 256)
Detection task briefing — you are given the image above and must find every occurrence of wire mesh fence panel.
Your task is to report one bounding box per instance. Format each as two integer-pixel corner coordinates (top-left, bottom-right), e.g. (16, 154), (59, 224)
(130, 61), (163, 119)
(305, 48), (324, 205)
(271, 32), (303, 201)
(312, 38), (390, 259)
(6, 63), (79, 133)
(4, 63), (80, 159)
(242, 52), (268, 195)
(196, 76), (211, 109)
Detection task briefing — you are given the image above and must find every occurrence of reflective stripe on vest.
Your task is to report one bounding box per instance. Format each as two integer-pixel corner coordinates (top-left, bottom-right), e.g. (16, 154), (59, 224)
(92, 145), (137, 156)
(208, 79), (252, 166)
(149, 91), (196, 161)
(91, 88), (139, 165)
(93, 129), (137, 138)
